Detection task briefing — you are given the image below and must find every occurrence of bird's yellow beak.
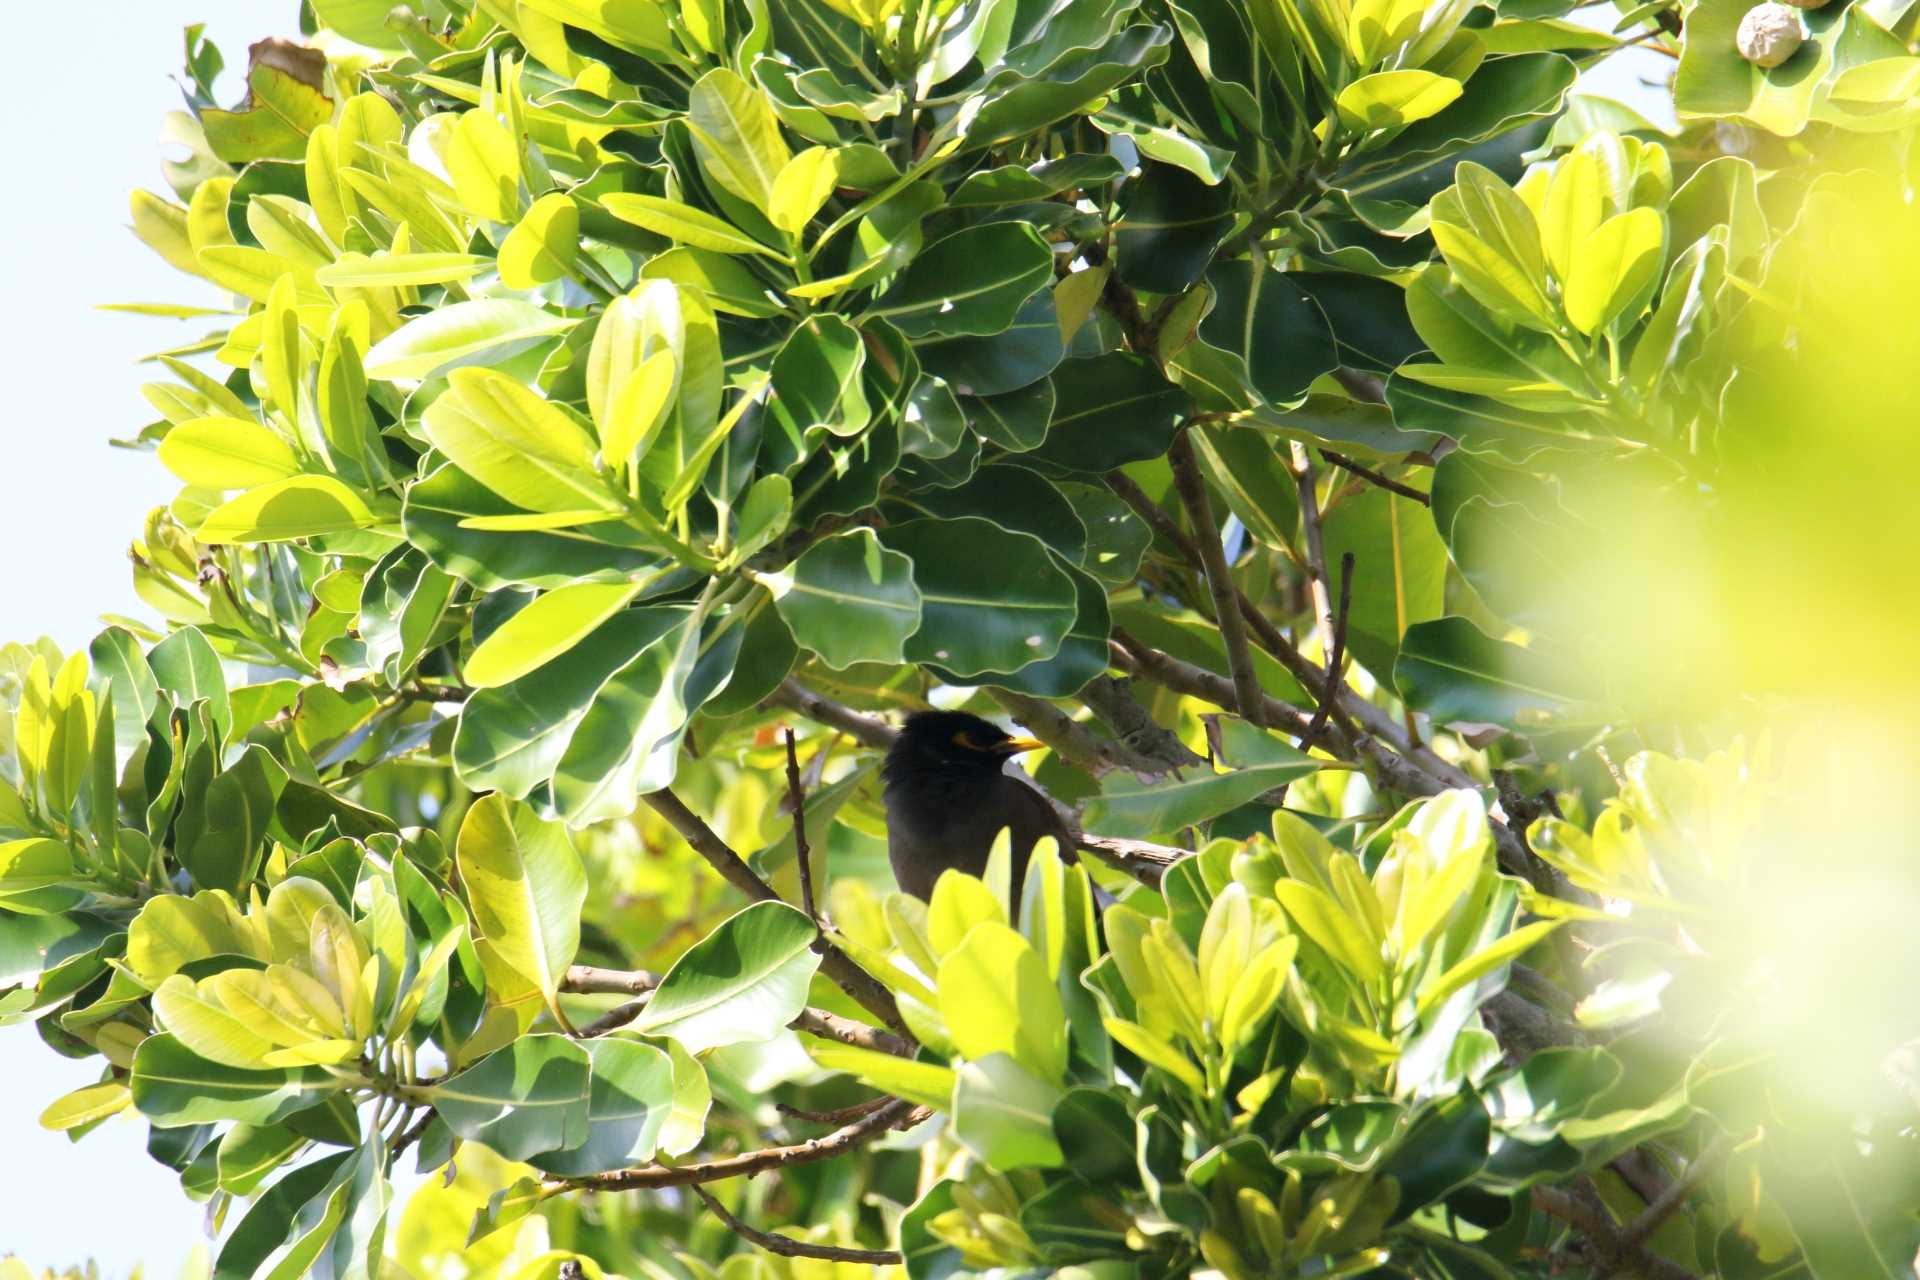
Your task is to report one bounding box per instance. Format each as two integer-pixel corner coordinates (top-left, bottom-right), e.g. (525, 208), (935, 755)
(998, 737), (1045, 755)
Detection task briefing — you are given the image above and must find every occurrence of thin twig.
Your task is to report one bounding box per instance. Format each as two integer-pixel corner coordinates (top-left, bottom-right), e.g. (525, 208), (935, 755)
(777, 1095), (896, 1125)
(1168, 430), (1267, 726)
(576, 1000), (648, 1038)
(783, 729), (817, 923)
(1304, 552), (1355, 746)
(642, 789), (911, 1043)
(1530, 1182), (1700, 1280)
(1111, 630), (1315, 738)
(690, 1184), (904, 1266)
(1320, 449), (1430, 506)
(558, 1098), (928, 1190)
(987, 687), (1154, 778)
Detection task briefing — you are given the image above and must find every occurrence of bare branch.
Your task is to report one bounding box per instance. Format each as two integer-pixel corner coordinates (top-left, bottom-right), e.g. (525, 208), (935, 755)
(1303, 551), (1355, 747)
(563, 965), (660, 995)
(988, 687), (1153, 778)
(769, 679), (898, 750)
(577, 999), (647, 1038)
(783, 729), (818, 923)
(1289, 441), (1340, 670)
(790, 1008), (913, 1057)
(1331, 366), (1388, 404)
(777, 1095), (895, 1125)
(1168, 431), (1266, 726)
(1075, 834), (1186, 887)
(558, 1098), (928, 1190)
(1530, 1181), (1701, 1280)
(690, 1184), (903, 1266)
(1110, 630), (1315, 738)
(1078, 675), (1208, 774)
(642, 789), (910, 1043)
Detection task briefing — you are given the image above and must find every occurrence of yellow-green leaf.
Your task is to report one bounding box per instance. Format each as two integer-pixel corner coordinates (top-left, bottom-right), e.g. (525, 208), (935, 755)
(498, 193), (580, 289)
(421, 367), (619, 515)
(1336, 70), (1463, 132)
(447, 109), (522, 223)
(158, 417), (302, 489)
(1562, 206), (1665, 334)
(600, 194), (783, 258)
(196, 476), (377, 543)
(769, 146), (839, 236)
(39, 1082), (132, 1131)
(686, 68), (791, 215)
(465, 581), (645, 688)
(937, 923), (1067, 1085)
(316, 252), (493, 287)
(456, 794), (587, 1030)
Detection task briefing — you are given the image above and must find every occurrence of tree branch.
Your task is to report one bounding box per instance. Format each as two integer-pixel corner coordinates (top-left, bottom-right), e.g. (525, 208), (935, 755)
(1303, 551), (1355, 747)
(1077, 675), (1208, 775)
(1168, 430), (1266, 726)
(1530, 1181), (1701, 1280)
(1320, 449), (1430, 506)
(1289, 441), (1340, 671)
(1110, 630), (1315, 738)
(987, 687), (1144, 778)
(690, 1184), (903, 1266)
(642, 789), (910, 1043)
(769, 679), (898, 749)
(563, 965), (660, 995)
(558, 1098), (928, 1190)
(783, 728), (818, 923)
(1621, 1135), (1730, 1251)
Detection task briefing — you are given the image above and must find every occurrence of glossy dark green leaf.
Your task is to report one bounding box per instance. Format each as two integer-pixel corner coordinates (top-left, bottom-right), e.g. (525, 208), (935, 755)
(528, 1037), (679, 1176)
(889, 463), (1087, 564)
(1361, 54), (1578, 178)
(148, 627), (230, 739)
(767, 529), (922, 670)
(951, 154), (1126, 207)
(1115, 163), (1234, 295)
(1293, 272), (1428, 374)
(453, 609), (681, 799)
(175, 744), (278, 893)
(1197, 260), (1339, 405)
(1027, 354), (1192, 473)
(552, 606), (739, 824)
(869, 223), (1054, 338)
(404, 463), (662, 591)
(1189, 425), (1300, 550)
(701, 593), (798, 716)
(211, 1152), (350, 1280)
(632, 901), (822, 1052)
(131, 1034), (339, 1128)
(965, 378), (1056, 453)
(880, 517), (1079, 677)
(918, 291), (1066, 397)
(1395, 617), (1581, 725)
(429, 1034), (591, 1160)
(769, 314), (872, 442)
(960, 555), (1111, 698)
(965, 26), (1174, 146)
(1081, 741), (1319, 839)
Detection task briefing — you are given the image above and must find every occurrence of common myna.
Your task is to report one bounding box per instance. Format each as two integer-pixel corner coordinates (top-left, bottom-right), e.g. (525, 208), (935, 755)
(881, 710), (1074, 903)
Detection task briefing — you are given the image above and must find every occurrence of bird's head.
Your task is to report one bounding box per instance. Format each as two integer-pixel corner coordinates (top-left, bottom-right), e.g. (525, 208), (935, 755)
(882, 711), (1043, 785)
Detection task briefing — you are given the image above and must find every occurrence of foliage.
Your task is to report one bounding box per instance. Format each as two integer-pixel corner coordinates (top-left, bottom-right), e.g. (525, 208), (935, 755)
(5, 0), (1920, 1276)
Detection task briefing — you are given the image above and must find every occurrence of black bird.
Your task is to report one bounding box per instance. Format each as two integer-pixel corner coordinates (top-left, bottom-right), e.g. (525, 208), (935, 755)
(881, 710), (1074, 904)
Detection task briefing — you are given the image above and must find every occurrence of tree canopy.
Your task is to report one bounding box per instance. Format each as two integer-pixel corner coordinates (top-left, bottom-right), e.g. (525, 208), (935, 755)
(4, 0), (1919, 1277)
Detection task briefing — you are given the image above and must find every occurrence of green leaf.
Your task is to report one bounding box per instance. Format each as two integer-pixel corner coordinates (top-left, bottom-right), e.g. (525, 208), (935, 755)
(1562, 207), (1665, 335)
(363, 300), (574, 382)
(632, 901), (823, 1053)
(1274, 879), (1387, 986)
(1395, 616), (1581, 725)
(1082, 746), (1321, 840)
(870, 223), (1055, 338)
(763, 529), (921, 669)
(158, 417), (301, 489)
(1195, 260), (1340, 406)
(1320, 486), (1447, 692)
(1337, 71), (1465, 132)
(528, 1037), (678, 1176)
(464, 581), (644, 689)
(498, 193), (581, 290)
(1028, 354), (1193, 473)
(429, 1034), (592, 1159)
(455, 794), (587, 1028)
(200, 41), (332, 163)
(1431, 164), (1555, 330)
(600, 193), (786, 258)
(549, 607), (728, 824)
(768, 314), (871, 441)
(918, 291), (1066, 396)
(403, 463), (661, 592)
(879, 517), (1078, 677)
(130, 1033), (337, 1127)
(687, 68), (792, 215)
(196, 476), (378, 543)
(314, 253), (493, 287)
(810, 1044), (957, 1109)
(964, 26), (1174, 146)
(421, 367), (618, 516)
(1114, 163), (1233, 295)
(952, 1053), (1066, 1168)
(769, 146), (839, 234)
(521, 0), (674, 53)
(938, 922), (1068, 1084)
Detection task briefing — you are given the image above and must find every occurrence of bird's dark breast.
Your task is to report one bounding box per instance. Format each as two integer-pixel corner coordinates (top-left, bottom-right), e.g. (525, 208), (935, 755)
(883, 771), (1066, 903)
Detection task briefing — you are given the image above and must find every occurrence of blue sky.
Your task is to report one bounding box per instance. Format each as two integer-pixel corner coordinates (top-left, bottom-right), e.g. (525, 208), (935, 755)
(0, 4), (1672, 1274)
